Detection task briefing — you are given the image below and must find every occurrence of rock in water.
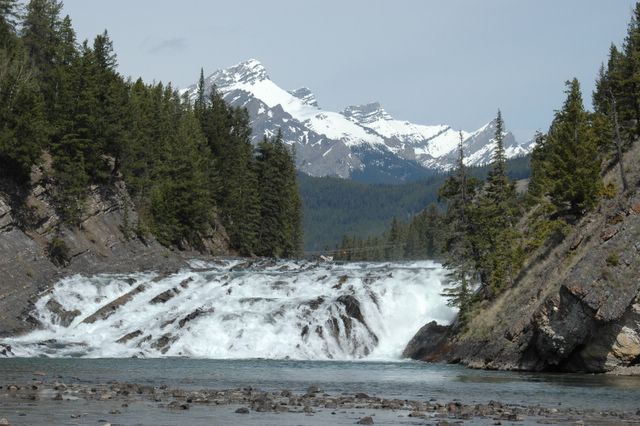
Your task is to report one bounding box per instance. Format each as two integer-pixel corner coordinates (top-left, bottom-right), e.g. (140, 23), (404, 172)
(357, 416), (374, 425)
(235, 407), (250, 414)
(402, 321), (450, 361)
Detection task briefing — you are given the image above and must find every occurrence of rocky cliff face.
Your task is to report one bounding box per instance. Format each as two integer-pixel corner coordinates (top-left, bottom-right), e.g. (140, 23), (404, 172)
(0, 159), (229, 337)
(404, 143), (640, 373)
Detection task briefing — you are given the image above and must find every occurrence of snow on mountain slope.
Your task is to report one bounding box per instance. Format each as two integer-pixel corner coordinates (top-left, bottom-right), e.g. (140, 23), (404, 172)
(183, 59), (534, 181)
(201, 59), (384, 148)
(342, 102), (455, 146)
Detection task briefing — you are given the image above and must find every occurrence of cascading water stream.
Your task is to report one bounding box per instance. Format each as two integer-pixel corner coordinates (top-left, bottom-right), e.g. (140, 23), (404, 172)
(1, 259), (455, 359)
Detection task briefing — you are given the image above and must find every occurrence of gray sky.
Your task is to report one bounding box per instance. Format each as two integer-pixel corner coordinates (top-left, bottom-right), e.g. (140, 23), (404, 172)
(62, 0), (635, 141)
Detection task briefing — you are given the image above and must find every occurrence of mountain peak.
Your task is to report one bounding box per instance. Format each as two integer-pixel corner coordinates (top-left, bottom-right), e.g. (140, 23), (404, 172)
(341, 102), (392, 124)
(210, 58), (269, 87)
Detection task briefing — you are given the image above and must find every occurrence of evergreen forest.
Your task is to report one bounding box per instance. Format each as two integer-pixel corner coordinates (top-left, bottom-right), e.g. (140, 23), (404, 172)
(0, 0), (303, 258)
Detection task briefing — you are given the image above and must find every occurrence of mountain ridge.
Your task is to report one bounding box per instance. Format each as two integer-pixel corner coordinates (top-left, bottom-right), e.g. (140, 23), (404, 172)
(183, 59), (534, 181)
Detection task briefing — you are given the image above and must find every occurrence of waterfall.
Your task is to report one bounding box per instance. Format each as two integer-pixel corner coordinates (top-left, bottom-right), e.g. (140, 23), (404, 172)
(2, 259), (455, 360)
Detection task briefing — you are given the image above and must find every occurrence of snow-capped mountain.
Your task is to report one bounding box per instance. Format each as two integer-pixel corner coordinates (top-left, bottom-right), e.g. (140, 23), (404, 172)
(183, 59), (533, 181)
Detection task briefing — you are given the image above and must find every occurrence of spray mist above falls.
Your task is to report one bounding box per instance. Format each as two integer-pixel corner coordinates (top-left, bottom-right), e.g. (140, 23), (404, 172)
(1, 259), (455, 360)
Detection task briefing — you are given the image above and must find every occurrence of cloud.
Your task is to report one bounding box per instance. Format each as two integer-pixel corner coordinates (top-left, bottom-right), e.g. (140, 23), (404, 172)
(144, 37), (187, 54)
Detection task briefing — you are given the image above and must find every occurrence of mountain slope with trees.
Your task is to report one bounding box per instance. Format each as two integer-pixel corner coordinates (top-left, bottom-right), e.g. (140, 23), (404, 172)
(403, 3), (640, 373)
(322, 154), (530, 257)
(0, 0), (303, 259)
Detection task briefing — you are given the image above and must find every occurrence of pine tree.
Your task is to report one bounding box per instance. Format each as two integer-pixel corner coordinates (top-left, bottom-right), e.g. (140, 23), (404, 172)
(21, 0), (64, 115)
(255, 134), (284, 256)
(545, 79), (602, 215)
(51, 15), (77, 135)
(474, 111), (520, 296)
(281, 142), (304, 257)
(0, 47), (48, 181)
(194, 67), (206, 122)
(0, 0), (20, 48)
(439, 133), (479, 313)
(527, 131), (548, 200)
(51, 132), (89, 223)
(385, 217), (405, 260)
(89, 30), (127, 179)
(217, 107), (260, 255)
(484, 110), (515, 212)
(255, 129), (303, 257)
(620, 3), (640, 135)
(149, 104), (212, 246)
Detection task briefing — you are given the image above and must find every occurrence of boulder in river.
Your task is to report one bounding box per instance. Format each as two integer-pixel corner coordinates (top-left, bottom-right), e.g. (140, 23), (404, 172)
(402, 321), (451, 361)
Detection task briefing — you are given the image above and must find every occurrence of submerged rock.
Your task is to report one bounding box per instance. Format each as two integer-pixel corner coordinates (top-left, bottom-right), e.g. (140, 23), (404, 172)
(45, 299), (81, 327)
(116, 330), (143, 344)
(82, 285), (147, 324)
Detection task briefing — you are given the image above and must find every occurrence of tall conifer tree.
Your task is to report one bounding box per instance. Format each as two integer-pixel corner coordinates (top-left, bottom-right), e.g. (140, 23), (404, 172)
(546, 79), (601, 215)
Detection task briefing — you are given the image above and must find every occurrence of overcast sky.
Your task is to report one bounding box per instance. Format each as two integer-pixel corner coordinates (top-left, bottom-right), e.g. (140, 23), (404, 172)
(61, 0), (635, 141)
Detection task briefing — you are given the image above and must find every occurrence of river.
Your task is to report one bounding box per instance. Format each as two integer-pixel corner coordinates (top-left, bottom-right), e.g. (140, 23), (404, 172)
(1, 259), (639, 425)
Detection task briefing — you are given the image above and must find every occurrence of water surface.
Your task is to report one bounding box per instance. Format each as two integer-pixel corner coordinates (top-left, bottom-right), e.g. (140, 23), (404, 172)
(1, 358), (639, 412)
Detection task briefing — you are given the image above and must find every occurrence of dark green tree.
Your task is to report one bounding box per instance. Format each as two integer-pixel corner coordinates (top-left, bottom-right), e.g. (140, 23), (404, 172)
(149, 105), (213, 246)
(194, 67), (206, 122)
(217, 107), (260, 255)
(0, 47), (48, 181)
(255, 129), (303, 257)
(0, 0), (20, 48)
(545, 79), (602, 215)
(21, 0), (64, 115)
(474, 111), (520, 296)
(439, 133), (480, 313)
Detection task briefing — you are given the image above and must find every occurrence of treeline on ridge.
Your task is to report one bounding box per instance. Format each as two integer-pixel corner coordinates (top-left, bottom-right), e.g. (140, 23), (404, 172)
(0, 0), (302, 258)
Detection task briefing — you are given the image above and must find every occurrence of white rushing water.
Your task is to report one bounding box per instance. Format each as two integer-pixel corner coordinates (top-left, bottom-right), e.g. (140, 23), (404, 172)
(2, 259), (455, 360)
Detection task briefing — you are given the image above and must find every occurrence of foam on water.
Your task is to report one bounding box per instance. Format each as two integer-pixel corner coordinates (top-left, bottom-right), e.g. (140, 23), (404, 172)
(2, 259), (455, 360)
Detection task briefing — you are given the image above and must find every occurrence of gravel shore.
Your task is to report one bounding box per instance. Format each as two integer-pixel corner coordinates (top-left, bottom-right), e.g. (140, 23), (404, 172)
(2, 378), (640, 425)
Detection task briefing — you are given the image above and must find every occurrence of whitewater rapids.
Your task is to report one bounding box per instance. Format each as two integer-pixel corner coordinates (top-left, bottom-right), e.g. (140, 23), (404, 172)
(1, 259), (455, 360)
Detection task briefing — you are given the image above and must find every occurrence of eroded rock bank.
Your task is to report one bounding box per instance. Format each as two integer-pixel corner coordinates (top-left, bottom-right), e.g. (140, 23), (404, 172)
(404, 144), (640, 374)
(0, 160), (229, 337)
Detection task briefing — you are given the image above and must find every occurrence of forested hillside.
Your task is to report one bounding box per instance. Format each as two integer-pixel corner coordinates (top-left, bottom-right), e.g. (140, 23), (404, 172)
(0, 0), (302, 258)
(305, 155), (530, 254)
(402, 3), (640, 374)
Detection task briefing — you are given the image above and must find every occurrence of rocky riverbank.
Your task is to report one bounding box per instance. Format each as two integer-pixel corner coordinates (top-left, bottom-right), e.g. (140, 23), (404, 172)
(1, 378), (640, 425)
(404, 143), (640, 374)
